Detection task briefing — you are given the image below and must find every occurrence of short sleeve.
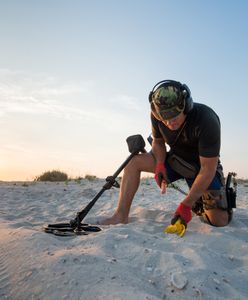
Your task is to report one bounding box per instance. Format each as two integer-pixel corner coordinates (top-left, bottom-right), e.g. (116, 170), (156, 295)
(198, 113), (220, 157)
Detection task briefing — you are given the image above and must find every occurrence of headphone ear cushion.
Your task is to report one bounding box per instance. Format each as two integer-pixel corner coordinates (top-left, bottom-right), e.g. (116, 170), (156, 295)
(148, 91), (153, 103)
(184, 96), (193, 114)
(182, 84), (193, 114)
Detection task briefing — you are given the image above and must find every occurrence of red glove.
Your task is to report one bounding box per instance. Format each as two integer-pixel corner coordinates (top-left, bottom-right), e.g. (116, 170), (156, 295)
(171, 203), (192, 226)
(154, 162), (167, 188)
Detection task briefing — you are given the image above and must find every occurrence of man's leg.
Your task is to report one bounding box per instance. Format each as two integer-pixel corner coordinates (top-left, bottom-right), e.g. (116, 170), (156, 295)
(190, 166), (231, 227)
(101, 152), (156, 225)
(200, 189), (231, 227)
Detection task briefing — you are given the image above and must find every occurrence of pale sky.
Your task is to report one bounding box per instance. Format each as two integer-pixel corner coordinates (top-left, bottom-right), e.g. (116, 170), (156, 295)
(0, 0), (247, 181)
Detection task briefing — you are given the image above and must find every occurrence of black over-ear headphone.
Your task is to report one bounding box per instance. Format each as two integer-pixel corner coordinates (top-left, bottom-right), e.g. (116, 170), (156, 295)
(149, 79), (193, 115)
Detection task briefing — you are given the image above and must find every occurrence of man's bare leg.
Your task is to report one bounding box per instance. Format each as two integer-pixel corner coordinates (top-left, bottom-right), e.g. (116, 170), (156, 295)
(101, 152), (156, 225)
(203, 209), (229, 227)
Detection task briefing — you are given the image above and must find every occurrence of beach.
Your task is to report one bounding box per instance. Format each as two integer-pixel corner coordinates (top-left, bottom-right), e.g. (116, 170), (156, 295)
(0, 178), (248, 300)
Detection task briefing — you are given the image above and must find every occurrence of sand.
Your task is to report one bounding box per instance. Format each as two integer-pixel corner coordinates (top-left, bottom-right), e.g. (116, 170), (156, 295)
(0, 178), (248, 300)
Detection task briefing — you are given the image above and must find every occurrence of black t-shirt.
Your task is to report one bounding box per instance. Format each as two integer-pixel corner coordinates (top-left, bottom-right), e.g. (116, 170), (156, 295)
(151, 103), (220, 165)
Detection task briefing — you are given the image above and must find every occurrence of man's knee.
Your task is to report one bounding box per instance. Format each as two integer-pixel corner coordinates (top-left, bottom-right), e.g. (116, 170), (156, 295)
(195, 188), (233, 227)
(201, 209), (230, 227)
(125, 153), (155, 173)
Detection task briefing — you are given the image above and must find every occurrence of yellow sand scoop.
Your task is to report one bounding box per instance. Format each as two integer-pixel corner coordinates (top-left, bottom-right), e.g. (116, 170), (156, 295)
(164, 218), (186, 237)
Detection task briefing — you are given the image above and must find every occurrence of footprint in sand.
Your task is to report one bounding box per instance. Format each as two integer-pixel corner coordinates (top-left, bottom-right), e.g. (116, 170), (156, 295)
(0, 244), (11, 298)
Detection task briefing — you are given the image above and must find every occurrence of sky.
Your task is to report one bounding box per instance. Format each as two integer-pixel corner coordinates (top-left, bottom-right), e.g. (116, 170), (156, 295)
(0, 0), (248, 181)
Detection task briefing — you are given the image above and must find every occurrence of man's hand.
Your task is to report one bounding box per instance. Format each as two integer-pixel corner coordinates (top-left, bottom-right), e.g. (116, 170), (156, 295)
(164, 203), (192, 237)
(154, 162), (167, 193)
(174, 202), (192, 224)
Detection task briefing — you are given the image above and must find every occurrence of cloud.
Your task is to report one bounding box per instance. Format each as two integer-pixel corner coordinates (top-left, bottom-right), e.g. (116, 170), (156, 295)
(0, 68), (148, 142)
(0, 69), (144, 126)
(0, 69), (97, 119)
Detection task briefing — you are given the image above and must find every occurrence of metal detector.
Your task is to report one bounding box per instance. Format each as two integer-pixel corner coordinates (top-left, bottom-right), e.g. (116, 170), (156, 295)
(43, 134), (146, 236)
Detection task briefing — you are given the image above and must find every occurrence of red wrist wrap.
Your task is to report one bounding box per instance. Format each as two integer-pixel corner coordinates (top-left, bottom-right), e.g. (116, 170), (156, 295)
(175, 203), (192, 224)
(155, 162), (166, 187)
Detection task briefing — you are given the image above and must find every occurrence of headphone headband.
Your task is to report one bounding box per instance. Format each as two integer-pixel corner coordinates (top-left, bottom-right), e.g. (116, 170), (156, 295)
(150, 80), (182, 95)
(149, 79), (194, 119)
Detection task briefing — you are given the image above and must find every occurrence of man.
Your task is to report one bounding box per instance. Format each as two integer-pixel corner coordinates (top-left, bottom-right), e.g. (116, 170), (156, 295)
(102, 80), (232, 233)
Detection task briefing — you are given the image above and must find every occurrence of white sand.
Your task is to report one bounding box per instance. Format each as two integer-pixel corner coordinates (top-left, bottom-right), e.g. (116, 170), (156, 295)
(0, 178), (248, 300)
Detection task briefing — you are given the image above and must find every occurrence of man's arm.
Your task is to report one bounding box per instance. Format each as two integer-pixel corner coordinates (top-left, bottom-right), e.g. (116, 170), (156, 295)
(152, 137), (167, 193)
(182, 156), (219, 207)
(152, 137), (167, 163)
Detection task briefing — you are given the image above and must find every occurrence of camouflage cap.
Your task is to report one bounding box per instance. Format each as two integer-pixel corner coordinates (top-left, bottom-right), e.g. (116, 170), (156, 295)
(152, 85), (182, 107)
(152, 85), (185, 120)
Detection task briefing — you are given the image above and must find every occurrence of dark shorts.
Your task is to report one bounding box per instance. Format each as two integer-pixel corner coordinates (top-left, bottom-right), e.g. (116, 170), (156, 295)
(165, 160), (223, 190)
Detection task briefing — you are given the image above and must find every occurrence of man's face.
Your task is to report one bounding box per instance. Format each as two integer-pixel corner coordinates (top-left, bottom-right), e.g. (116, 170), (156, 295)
(162, 112), (186, 131)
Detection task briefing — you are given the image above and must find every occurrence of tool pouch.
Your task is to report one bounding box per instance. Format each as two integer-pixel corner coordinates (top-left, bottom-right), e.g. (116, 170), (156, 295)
(167, 153), (199, 179)
(202, 188), (228, 210)
(226, 172), (237, 209)
(226, 187), (236, 208)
